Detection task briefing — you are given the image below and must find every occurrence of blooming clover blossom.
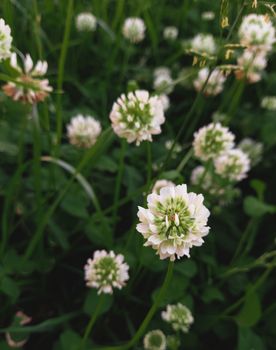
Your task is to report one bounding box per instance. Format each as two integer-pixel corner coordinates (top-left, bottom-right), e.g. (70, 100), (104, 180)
(261, 96), (276, 110)
(238, 14), (276, 52)
(143, 330), (166, 350)
(137, 184), (210, 261)
(84, 250), (129, 294)
(190, 165), (226, 196)
(152, 179), (175, 194)
(193, 68), (226, 96)
(2, 53), (52, 104)
(201, 11), (215, 21)
(214, 148), (250, 182)
(109, 90), (165, 145)
(0, 18), (12, 61)
(236, 50), (267, 83)
(165, 140), (182, 159)
(153, 67), (173, 94)
(122, 17), (146, 43)
(238, 138), (263, 167)
(193, 122), (235, 161)
(161, 303), (194, 333)
(159, 94), (170, 111)
(75, 12), (97, 32)
(67, 114), (101, 148)
(191, 33), (216, 55)
(163, 26), (178, 40)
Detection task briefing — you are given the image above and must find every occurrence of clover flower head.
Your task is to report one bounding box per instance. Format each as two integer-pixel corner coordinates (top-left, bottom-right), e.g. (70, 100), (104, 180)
(193, 68), (226, 96)
(153, 67), (173, 94)
(75, 12), (97, 32)
(122, 17), (146, 43)
(154, 67), (171, 79)
(152, 179), (175, 194)
(0, 18), (12, 61)
(190, 166), (213, 190)
(214, 148), (250, 182)
(261, 96), (276, 110)
(159, 94), (170, 111)
(109, 90), (165, 145)
(165, 140), (182, 159)
(84, 250), (129, 294)
(236, 50), (267, 83)
(191, 33), (216, 55)
(163, 26), (178, 40)
(201, 11), (215, 21)
(137, 184), (210, 261)
(67, 114), (101, 148)
(2, 53), (52, 104)
(193, 122), (235, 161)
(238, 138), (263, 167)
(162, 303), (194, 333)
(6, 311), (32, 348)
(143, 330), (166, 350)
(238, 14), (276, 52)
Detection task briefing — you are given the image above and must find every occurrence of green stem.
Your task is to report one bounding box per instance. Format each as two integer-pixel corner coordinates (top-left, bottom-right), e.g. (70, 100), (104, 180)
(112, 139), (127, 228)
(146, 142), (152, 190)
(176, 148), (193, 173)
(55, 0), (74, 150)
(32, 0), (43, 59)
(80, 295), (105, 349)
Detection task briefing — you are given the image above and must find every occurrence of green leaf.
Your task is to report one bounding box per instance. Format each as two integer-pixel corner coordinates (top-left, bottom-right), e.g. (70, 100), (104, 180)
(235, 288), (261, 327)
(61, 190), (89, 218)
(243, 196), (276, 218)
(238, 327), (265, 350)
(202, 286), (225, 304)
(250, 180), (266, 200)
(59, 330), (82, 350)
(0, 276), (20, 302)
(83, 289), (113, 316)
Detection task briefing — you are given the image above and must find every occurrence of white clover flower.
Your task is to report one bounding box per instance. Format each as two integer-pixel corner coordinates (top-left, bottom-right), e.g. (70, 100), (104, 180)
(163, 26), (178, 40)
(75, 12), (97, 32)
(193, 68), (226, 96)
(122, 17), (146, 43)
(261, 96), (276, 110)
(191, 33), (216, 55)
(67, 114), (101, 148)
(143, 330), (166, 350)
(84, 250), (129, 294)
(154, 74), (173, 94)
(2, 53), (52, 104)
(190, 166), (213, 191)
(109, 90), (165, 145)
(137, 184), (210, 261)
(154, 67), (171, 79)
(159, 94), (170, 111)
(236, 50), (267, 83)
(162, 303), (194, 333)
(238, 138), (263, 167)
(0, 18), (12, 61)
(152, 179), (175, 194)
(201, 11), (215, 21)
(193, 122), (235, 161)
(214, 148), (250, 182)
(238, 14), (276, 52)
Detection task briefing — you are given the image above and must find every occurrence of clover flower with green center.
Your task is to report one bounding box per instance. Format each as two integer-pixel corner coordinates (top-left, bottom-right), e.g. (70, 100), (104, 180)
(236, 50), (267, 83)
(0, 18), (12, 61)
(238, 14), (276, 53)
(109, 90), (165, 145)
(162, 303), (194, 333)
(122, 17), (146, 43)
(143, 330), (166, 350)
(193, 122), (235, 161)
(261, 96), (276, 110)
(137, 184), (210, 261)
(190, 33), (216, 55)
(75, 12), (97, 32)
(214, 148), (250, 182)
(84, 250), (129, 294)
(152, 179), (175, 194)
(193, 68), (226, 96)
(238, 138), (263, 167)
(67, 114), (101, 148)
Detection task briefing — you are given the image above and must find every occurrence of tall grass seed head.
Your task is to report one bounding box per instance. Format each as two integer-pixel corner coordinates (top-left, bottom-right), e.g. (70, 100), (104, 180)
(162, 303), (194, 333)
